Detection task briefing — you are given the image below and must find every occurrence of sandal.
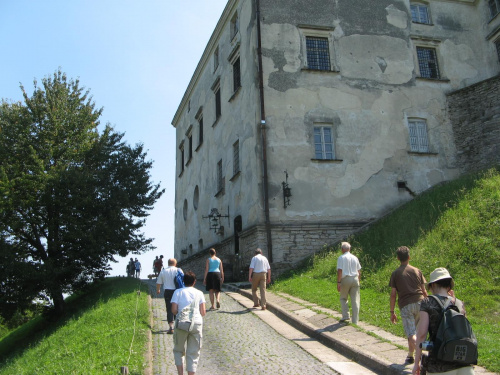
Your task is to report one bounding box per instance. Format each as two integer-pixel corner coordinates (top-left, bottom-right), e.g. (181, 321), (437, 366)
(405, 356), (415, 364)
(216, 301), (221, 309)
(167, 328), (174, 334)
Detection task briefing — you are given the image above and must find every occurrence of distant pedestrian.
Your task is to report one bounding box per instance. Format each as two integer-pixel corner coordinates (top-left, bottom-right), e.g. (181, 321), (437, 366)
(157, 258), (184, 334)
(203, 248), (224, 310)
(127, 258), (135, 277)
(153, 256), (161, 277)
(248, 248), (271, 310)
(171, 271), (206, 375)
(134, 258), (142, 278)
(336, 242), (361, 324)
(389, 246), (428, 365)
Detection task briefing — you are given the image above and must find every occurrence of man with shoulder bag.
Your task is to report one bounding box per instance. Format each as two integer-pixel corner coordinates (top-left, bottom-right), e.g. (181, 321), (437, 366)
(157, 258), (184, 334)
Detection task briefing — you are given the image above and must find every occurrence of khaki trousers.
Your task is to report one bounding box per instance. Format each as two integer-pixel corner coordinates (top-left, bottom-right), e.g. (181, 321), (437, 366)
(339, 275), (360, 324)
(173, 323), (203, 373)
(251, 272), (267, 307)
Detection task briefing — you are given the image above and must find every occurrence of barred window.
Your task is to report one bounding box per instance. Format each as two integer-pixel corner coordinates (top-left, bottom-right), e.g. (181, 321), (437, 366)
(408, 119), (429, 153)
(314, 126), (334, 160)
(233, 57), (241, 92)
(233, 140), (240, 176)
(417, 47), (440, 79)
(306, 36), (331, 71)
(411, 4), (430, 24)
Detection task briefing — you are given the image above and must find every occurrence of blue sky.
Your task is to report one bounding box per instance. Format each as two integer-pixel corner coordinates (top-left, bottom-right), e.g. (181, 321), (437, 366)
(0, 0), (228, 276)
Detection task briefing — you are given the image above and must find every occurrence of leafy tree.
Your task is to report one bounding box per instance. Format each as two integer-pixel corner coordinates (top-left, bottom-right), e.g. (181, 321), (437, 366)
(0, 70), (163, 316)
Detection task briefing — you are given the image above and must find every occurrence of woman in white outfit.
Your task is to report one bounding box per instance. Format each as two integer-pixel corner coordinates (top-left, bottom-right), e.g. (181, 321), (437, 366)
(171, 271), (206, 375)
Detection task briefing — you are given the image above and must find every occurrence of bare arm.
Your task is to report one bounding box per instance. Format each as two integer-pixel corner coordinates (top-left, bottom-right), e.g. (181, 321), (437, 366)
(171, 302), (178, 316)
(421, 284), (428, 298)
(412, 311), (430, 375)
(203, 258), (209, 285)
(248, 268), (254, 283)
(390, 288), (397, 323)
(219, 259), (224, 283)
(267, 269), (271, 284)
(199, 302), (206, 317)
(337, 269), (342, 292)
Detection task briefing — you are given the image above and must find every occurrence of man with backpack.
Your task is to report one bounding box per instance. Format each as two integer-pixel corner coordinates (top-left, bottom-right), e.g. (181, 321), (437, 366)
(389, 246), (428, 365)
(156, 258), (184, 334)
(412, 268), (477, 375)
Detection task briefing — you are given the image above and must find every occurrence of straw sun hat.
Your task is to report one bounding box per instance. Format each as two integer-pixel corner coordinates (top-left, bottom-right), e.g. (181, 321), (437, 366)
(427, 267), (453, 285)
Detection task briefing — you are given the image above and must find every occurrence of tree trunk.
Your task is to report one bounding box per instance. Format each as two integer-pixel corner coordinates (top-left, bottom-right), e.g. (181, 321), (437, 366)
(51, 291), (65, 316)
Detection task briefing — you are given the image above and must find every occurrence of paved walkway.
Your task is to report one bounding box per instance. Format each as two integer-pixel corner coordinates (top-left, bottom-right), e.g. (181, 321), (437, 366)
(144, 279), (348, 374)
(143, 280), (496, 375)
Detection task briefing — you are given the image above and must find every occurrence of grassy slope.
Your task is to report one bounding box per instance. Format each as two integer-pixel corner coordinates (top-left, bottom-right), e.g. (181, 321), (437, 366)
(0, 277), (150, 375)
(272, 168), (500, 372)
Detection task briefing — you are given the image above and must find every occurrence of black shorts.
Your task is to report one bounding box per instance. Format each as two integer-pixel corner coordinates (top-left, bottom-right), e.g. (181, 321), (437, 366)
(206, 272), (221, 291)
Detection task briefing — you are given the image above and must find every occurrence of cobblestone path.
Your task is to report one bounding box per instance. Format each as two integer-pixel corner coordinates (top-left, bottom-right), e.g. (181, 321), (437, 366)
(146, 281), (340, 375)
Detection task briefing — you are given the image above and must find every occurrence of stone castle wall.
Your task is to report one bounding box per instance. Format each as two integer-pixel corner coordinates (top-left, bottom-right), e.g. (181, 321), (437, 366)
(448, 75), (500, 174)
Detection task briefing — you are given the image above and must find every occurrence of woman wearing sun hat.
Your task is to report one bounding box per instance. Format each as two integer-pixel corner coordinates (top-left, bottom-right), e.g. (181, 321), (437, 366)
(412, 268), (474, 375)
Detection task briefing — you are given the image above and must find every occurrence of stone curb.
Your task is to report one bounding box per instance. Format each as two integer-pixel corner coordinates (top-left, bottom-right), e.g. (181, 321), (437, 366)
(223, 283), (404, 375)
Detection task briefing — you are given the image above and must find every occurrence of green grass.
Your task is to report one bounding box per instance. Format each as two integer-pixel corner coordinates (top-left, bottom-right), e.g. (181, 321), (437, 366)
(0, 277), (150, 375)
(272, 167), (500, 373)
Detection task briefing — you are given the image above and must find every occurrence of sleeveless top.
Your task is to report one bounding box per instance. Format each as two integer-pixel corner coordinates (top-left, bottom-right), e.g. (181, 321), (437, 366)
(208, 258), (221, 273)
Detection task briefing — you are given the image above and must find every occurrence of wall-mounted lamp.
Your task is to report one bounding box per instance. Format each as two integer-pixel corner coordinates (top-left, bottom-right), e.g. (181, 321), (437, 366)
(282, 170), (292, 209)
(203, 208), (229, 234)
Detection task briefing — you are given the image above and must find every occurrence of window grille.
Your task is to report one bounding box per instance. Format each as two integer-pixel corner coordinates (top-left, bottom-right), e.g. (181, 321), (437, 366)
(411, 4), (430, 24)
(306, 37), (331, 71)
(233, 140), (240, 175)
(233, 57), (241, 92)
(314, 126), (334, 160)
(417, 47), (440, 79)
(408, 120), (429, 153)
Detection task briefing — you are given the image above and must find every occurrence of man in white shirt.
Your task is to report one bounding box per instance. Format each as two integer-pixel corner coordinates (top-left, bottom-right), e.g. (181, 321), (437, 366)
(248, 248), (271, 310)
(336, 242), (362, 324)
(157, 258), (183, 334)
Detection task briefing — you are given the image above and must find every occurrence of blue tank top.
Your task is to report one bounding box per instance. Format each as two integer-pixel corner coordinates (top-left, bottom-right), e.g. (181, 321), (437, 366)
(208, 258), (221, 272)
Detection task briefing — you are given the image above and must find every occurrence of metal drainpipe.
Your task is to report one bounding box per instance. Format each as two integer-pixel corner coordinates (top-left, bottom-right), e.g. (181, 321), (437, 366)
(256, 0), (273, 262)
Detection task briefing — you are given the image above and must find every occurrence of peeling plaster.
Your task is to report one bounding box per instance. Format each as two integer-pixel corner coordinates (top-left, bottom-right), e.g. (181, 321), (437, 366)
(385, 4), (408, 29)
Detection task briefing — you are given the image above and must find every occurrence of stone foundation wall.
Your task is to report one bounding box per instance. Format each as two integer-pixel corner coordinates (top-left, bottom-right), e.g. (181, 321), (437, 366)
(178, 221), (368, 282)
(448, 75), (500, 173)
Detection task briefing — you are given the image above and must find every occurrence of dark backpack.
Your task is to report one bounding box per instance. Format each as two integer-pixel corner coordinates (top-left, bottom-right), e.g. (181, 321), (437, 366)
(174, 269), (185, 289)
(430, 295), (478, 365)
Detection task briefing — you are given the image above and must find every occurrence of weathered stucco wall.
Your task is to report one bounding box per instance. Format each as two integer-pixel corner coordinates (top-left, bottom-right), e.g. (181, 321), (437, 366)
(448, 75), (500, 173)
(172, 0), (500, 278)
(172, 0), (263, 260)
